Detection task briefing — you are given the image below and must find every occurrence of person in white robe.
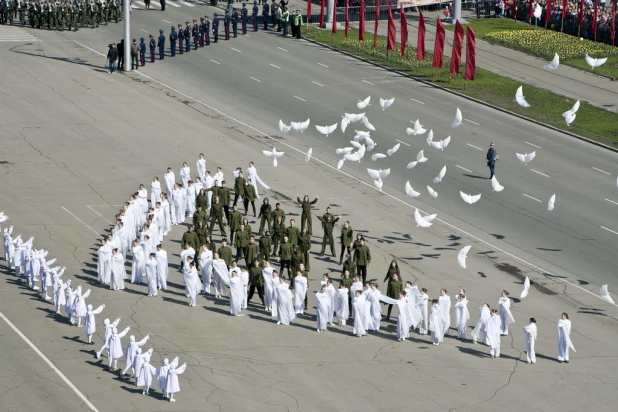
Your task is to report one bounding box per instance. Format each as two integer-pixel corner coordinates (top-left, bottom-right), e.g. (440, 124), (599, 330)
(151, 177), (162, 207)
(138, 184), (149, 217)
(185, 181), (197, 218)
(498, 290), (515, 336)
(64, 280), (74, 319)
(12, 235), (23, 276)
(2, 225), (13, 263)
(438, 289), (451, 336)
(270, 271), (280, 317)
(141, 235), (155, 259)
(350, 276), (363, 319)
(55, 278), (67, 314)
(41, 268), (54, 301)
(30, 248), (43, 290)
(325, 280), (336, 325)
(367, 284), (383, 331)
(352, 290), (367, 337)
(276, 278), (295, 325)
(262, 262), (275, 311)
(97, 238), (112, 285)
(158, 357), (178, 399)
(335, 285), (350, 326)
(171, 184), (186, 225)
(240, 267), (250, 309)
(121, 334), (150, 378)
(137, 355), (158, 396)
(229, 270), (244, 316)
(196, 154), (207, 182)
(203, 171), (215, 209)
(164, 167), (176, 200)
(84, 303), (105, 344)
(110, 249), (126, 291)
(132, 348), (153, 385)
(471, 304), (491, 345)
(72, 286), (91, 327)
(180, 162), (191, 190)
(430, 299), (446, 346)
(184, 260), (201, 307)
(213, 167), (224, 188)
(6, 227), (16, 269)
(212, 253), (230, 299)
(315, 285), (330, 332)
(145, 253), (158, 297)
(155, 245), (168, 290)
(455, 291), (470, 339)
(198, 245), (213, 294)
(160, 195), (172, 236)
(131, 240), (146, 284)
(96, 317), (121, 359)
(523, 318), (537, 364)
(246, 161), (271, 200)
(194, 176), (204, 194)
(404, 283), (422, 332)
(557, 312), (575, 363)
(294, 272), (308, 314)
(486, 309), (502, 358)
(107, 326), (131, 371)
(166, 361), (188, 402)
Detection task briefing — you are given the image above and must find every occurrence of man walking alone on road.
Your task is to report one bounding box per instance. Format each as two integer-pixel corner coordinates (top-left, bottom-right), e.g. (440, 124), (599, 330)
(107, 43), (118, 74)
(486, 142), (498, 179)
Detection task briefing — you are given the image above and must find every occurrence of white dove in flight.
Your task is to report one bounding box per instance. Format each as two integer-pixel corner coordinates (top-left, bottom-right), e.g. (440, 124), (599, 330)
(371, 153), (387, 161)
(414, 208), (432, 228)
(460, 191), (481, 204)
(520, 277), (531, 298)
(336, 147), (354, 155)
(387, 143), (400, 156)
(585, 54), (607, 70)
(457, 245), (471, 269)
(373, 179), (383, 191)
(515, 86), (531, 108)
(451, 108), (463, 128)
(426, 130), (434, 146)
(337, 158), (346, 170)
(547, 194), (556, 211)
(407, 150), (428, 169)
(431, 136), (451, 151)
(562, 100), (580, 118)
(262, 147), (285, 167)
(405, 181), (421, 198)
(357, 96), (371, 110)
(367, 168), (390, 180)
(344, 112), (365, 122)
(406, 119), (427, 136)
(544, 53), (560, 70)
(600, 285), (615, 304)
(304, 148), (312, 162)
(379, 97), (395, 110)
(516, 151), (536, 165)
(491, 176), (504, 192)
(564, 112), (576, 126)
(533, 3), (542, 18)
(354, 130), (371, 139)
(427, 186), (438, 198)
(315, 123), (338, 136)
(340, 117), (350, 133)
(279, 119), (291, 133)
(433, 166), (446, 183)
(344, 144), (366, 162)
(362, 116), (376, 131)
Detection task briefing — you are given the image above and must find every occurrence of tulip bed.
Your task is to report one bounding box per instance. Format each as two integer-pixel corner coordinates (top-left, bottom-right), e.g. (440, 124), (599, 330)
(305, 26), (618, 145)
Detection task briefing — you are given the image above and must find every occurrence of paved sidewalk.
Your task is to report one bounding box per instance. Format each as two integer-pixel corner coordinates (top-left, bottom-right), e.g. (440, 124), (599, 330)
(287, 0), (618, 112)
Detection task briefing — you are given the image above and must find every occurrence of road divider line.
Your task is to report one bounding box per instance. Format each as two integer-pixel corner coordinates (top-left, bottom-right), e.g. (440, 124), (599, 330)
(270, 64), (281, 69)
(62, 206), (100, 236)
(466, 143), (483, 151)
(455, 165), (473, 173)
(410, 98), (425, 104)
(210, 59), (220, 64)
(523, 194), (542, 203)
(464, 119), (480, 125)
(318, 62), (329, 68)
(86, 205), (114, 225)
(592, 167), (611, 175)
(163, 19), (171, 24)
(231, 48), (241, 53)
(311, 81), (324, 87)
(362, 80), (375, 86)
(601, 226), (618, 236)
(293, 95), (306, 102)
(530, 169), (549, 177)
(277, 47), (288, 52)
(395, 139), (410, 147)
(604, 198), (618, 206)
(139, 28), (148, 33)
(0, 312), (100, 412)
(525, 141), (542, 149)
(250, 77), (261, 82)
(118, 59), (617, 308)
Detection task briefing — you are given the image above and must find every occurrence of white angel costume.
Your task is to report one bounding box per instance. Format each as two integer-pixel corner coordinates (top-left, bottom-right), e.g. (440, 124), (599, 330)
(471, 304), (491, 345)
(158, 357), (178, 398)
(498, 296), (515, 335)
(185, 183), (197, 218)
(523, 322), (537, 364)
(367, 289), (383, 331)
(72, 286), (91, 327)
(438, 294), (451, 335)
(270, 274), (280, 317)
(122, 335), (149, 376)
(96, 318), (120, 359)
(294, 275), (308, 314)
(151, 179), (162, 207)
(229, 275), (244, 316)
(430, 304), (446, 345)
(184, 266), (201, 307)
(455, 296), (470, 339)
(131, 245), (146, 284)
(335, 288), (350, 325)
(145, 257), (158, 297)
(276, 283), (295, 325)
(352, 294), (367, 337)
(262, 267), (274, 311)
(246, 165), (270, 199)
(199, 248), (213, 294)
(213, 259), (230, 298)
(110, 253), (126, 291)
(315, 290), (330, 332)
(107, 327), (130, 370)
(486, 314), (502, 357)
(557, 318), (575, 362)
(197, 157), (206, 182)
(137, 356), (158, 395)
(180, 166), (190, 188)
(55, 279), (67, 314)
(171, 187), (186, 225)
(166, 362), (187, 402)
(156, 249), (168, 290)
(133, 348), (153, 385)
(97, 243), (112, 284)
(164, 171), (176, 199)
(84, 303), (105, 344)
(325, 284), (336, 325)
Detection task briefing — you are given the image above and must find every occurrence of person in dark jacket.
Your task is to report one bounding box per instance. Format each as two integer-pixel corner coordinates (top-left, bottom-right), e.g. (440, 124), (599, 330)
(117, 39), (124, 70)
(486, 142), (498, 179)
(106, 43), (118, 73)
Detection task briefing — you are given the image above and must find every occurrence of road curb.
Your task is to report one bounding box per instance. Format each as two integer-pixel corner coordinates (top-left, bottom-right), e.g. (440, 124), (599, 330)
(302, 36), (618, 154)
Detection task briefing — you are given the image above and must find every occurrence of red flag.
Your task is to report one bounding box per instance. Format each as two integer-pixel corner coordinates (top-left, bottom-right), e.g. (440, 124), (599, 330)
(345, 0), (349, 38)
(529, 0), (533, 20)
(579, 0), (584, 24)
(387, 3), (396, 51)
(433, 18), (445, 68)
(417, 10), (425, 61)
(450, 20), (464, 74)
(373, 4), (379, 49)
(320, 0), (325, 28)
(359, 0), (365, 41)
(612, 1), (616, 40)
(465, 26), (476, 81)
(592, 1), (598, 36)
(307, 0), (311, 27)
(545, 0), (551, 27)
(561, 0), (567, 19)
(400, 6), (408, 56)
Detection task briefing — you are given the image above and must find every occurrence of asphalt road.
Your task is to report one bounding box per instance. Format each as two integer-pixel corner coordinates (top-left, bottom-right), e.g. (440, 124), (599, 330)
(54, 4), (618, 292)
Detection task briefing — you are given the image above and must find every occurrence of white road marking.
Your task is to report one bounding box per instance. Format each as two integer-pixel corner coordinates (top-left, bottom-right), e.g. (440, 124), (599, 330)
(171, 0), (190, 6)
(604, 198), (618, 206)
(99, 52), (615, 307)
(0, 312), (100, 412)
(140, 29), (148, 33)
(250, 77), (262, 82)
(270, 64), (281, 69)
(86, 205), (114, 225)
(395, 139), (411, 147)
(592, 167), (611, 175)
(601, 226), (618, 236)
(410, 98), (425, 104)
(311, 81), (324, 87)
(464, 119), (480, 125)
(522, 194), (542, 203)
(210, 59), (221, 64)
(530, 169), (549, 177)
(163, 20), (172, 24)
(455, 165), (473, 173)
(466, 143), (483, 151)
(294, 95), (306, 102)
(318, 62), (329, 68)
(362, 80), (375, 86)
(61, 206), (100, 236)
(277, 47), (288, 52)
(525, 141), (542, 149)
(231, 48), (242, 53)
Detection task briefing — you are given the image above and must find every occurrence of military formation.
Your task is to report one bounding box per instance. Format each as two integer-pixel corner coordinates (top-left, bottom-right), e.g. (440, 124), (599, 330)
(0, 0), (122, 30)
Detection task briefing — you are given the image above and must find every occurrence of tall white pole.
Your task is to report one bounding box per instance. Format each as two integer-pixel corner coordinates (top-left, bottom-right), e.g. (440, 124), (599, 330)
(124, 0), (131, 71)
(326, 0), (334, 24)
(453, 0), (463, 23)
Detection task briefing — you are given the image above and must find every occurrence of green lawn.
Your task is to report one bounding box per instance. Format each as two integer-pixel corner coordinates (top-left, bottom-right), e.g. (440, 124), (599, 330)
(305, 27), (618, 146)
(445, 18), (618, 79)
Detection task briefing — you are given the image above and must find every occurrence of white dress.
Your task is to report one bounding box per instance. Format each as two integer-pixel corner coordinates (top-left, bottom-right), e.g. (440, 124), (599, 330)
(97, 244), (112, 284)
(430, 305), (446, 343)
(498, 297), (515, 335)
(110, 254), (126, 290)
(196, 158), (206, 182)
(131, 245), (146, 283)
(262, 267), (274, 309)
(315, 291), (330, 330)
(180, 166), (191, 188)
(335, 288), (349, 325)
(184, 267), (201, 306)
(164, 171), (176, 198)
(294, 276), (308, 314)
(438, 295), (451, 335)
(276, 284), (295, 325)
(486, 315), (502, 355)
(156, 249), (168, 290)
(455, 296), (470, 338)
(213, 259), (230, 297)
(199, 249), (213, 293)
(229, 276), (244, 315)
(151, 180), (162, 207)
(557, 319), (575, 361)
(471, 304), (490, 344)
(352, 295), (367, 337)
(145, 259), (158, 296)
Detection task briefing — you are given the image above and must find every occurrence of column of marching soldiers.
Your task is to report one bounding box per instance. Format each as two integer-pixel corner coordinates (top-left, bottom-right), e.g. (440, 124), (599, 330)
(0, 0), (122, 30)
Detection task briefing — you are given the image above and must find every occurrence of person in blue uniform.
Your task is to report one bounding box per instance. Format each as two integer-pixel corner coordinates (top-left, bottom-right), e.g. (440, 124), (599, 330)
(262, 1), (269, 30)
(241, 3), (247, 35)
(184, 22), (191, 52)
(177, 24), (184, 55)
(212, 13), (219, 43)
(157, 29), (165, 60)
(169, 26), (177, 57)
(252, 1), (258, 32)
(139, 38), (146, 66)
(204, 15), (211, 45)
(149, 35), (156, 62)
(199, 17), (205, 47)
(224, 10), (230, 40)
(192, 19), (199, 50)
(232, 8), (239, 38)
